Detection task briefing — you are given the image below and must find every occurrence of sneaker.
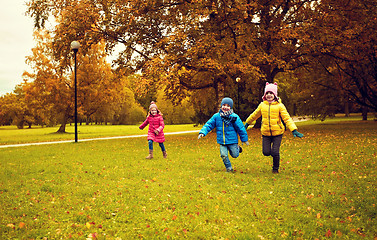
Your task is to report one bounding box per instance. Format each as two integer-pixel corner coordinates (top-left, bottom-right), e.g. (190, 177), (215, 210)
(272, 169), (279, 174)
(226, 168), (234, 173)
(238, 145), (243, 153)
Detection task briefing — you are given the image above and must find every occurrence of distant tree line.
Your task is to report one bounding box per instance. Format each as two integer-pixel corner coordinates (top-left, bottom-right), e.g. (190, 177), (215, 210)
(0, 33), (195, 130)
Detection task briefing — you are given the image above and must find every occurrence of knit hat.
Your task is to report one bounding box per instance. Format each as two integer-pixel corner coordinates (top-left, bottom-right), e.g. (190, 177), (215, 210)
(149, 101), (158, 110)
(221, 97), (233, 108)
(262, 82), (278, 101)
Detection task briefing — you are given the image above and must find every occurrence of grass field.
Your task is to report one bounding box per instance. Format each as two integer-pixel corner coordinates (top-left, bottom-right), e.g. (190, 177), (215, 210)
(0, 124), (200, 145)
(0, 118), (376, 239)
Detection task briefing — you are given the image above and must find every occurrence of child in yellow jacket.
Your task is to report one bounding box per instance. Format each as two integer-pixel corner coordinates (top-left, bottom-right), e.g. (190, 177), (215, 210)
(244, 82), (303, 173)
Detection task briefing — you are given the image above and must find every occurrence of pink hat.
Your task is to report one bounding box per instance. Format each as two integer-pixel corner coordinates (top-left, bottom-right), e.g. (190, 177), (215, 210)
(149, 101), (158, 110)
(262, 82), (278, 101)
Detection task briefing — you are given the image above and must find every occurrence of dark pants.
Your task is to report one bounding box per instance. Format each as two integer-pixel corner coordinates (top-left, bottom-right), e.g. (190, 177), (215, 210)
(262, 135), (283, 171)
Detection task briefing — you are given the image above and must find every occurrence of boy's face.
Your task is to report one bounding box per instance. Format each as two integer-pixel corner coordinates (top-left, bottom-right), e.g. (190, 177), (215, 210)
(221, 104), (231, 112)
(150, 108), (158, 115)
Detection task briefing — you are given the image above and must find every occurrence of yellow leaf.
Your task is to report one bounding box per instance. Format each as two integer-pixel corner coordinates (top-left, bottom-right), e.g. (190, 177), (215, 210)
(6, 223), (15, 228)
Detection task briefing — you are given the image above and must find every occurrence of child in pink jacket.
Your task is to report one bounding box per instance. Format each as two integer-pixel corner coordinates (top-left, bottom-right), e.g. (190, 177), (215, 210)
(139, 101), (167, 159)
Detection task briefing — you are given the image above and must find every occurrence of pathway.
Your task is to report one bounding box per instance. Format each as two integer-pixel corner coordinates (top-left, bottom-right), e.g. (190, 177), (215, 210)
(0, 130), (200, 149)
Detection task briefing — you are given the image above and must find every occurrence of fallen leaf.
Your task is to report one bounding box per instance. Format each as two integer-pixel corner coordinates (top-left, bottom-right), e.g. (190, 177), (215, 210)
(86, 222), (92, 229)
(7, 223), (15, 229)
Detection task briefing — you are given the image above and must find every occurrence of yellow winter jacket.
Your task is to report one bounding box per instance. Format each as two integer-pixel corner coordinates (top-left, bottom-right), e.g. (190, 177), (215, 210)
(245, 100), (297, 136)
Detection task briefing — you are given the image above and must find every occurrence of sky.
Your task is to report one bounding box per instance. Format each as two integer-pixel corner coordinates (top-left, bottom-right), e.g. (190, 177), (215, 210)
(0, 0), (35, 96)
(0, 1), (122, 97)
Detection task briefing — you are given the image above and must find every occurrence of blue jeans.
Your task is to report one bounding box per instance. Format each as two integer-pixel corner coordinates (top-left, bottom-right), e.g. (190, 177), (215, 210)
(219, 144), (240, 170)
(148, 140), (166, 152)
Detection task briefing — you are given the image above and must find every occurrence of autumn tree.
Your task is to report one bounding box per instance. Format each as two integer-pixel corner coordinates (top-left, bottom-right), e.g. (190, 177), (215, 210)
(153, 90), (195, 124)
(125, 74), (159, 112)
(259, 0), (377, 120)
(0, 94), (13, 126)
(278, 64), (343, 120)
(0, 85), (36, 128)
(76, 41), (127, 124)
(23, 30), (139, 131)
(0, 96), (12, 126)
(110, 80), (146, 125)
(305, 0), (377, 118)
(0, 81), (54, 128)
(26, 0), (321, 105)
(23, 30), (74, 132)
(26, 0), (377, 123)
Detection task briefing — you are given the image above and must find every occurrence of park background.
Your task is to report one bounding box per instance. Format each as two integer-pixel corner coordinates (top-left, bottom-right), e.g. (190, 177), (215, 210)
(0, 0), (376, 129)
(0, 0), (377, 239)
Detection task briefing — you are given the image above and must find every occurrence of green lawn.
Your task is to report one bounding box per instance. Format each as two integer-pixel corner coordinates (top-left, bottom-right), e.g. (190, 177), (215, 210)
(0, 124), (200, 145)
(0, 114), (372, 145)
(0, 119), (376, 239)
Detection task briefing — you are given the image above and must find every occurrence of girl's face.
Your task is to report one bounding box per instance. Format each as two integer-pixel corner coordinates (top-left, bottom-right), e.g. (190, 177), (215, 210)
(221, 104), (231, 112)
(265, 91), (276, 101)
(150, 108), (158, 115)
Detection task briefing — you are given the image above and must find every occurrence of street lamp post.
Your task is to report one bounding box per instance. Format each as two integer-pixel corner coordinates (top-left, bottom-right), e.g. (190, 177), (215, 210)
(71, 41), (80, 142)
(236, 77), (241, 113)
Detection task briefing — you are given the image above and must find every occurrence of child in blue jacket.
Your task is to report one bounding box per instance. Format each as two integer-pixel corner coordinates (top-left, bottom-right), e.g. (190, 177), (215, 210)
(198, 97), (249, 172)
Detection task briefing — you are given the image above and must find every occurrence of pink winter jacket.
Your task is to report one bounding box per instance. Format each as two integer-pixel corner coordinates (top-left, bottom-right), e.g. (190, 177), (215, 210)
(139, 114), (166, 143)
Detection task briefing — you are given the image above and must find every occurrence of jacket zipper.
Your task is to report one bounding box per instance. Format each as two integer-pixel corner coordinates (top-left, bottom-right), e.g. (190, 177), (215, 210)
(223, 121), (226, 144)
(269, 103), (273, 136)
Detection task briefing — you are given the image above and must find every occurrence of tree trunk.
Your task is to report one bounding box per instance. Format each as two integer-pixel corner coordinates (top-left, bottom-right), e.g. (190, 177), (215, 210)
(293, 103), (297, 116)
(253, 80), (267, 129)
(216, 77), (223, 108)
(361, 94), (368, 120)
(344, 95), (350, 117)
(362, 106), (368, 121)
(57, 112), (68, 133)
(17, 119), (24, 129)
(57, 123), (66, 133)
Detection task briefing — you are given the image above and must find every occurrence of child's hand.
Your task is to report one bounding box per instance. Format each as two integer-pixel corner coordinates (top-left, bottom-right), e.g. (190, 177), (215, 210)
(242, 141), (250, 146)
(292, 130), (304, 138)
(154, 130), (159, 135)
(198, 134), (204, 139)
(244, 123), (249, 129)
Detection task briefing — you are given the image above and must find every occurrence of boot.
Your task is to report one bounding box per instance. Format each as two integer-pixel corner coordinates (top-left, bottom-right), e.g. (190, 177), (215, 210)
(162, 151), (167, 158)
(146, 150), (153, 159)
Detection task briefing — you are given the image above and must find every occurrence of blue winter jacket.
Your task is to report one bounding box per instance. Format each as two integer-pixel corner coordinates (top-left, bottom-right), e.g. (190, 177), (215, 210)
(199, 112), (248, 145)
